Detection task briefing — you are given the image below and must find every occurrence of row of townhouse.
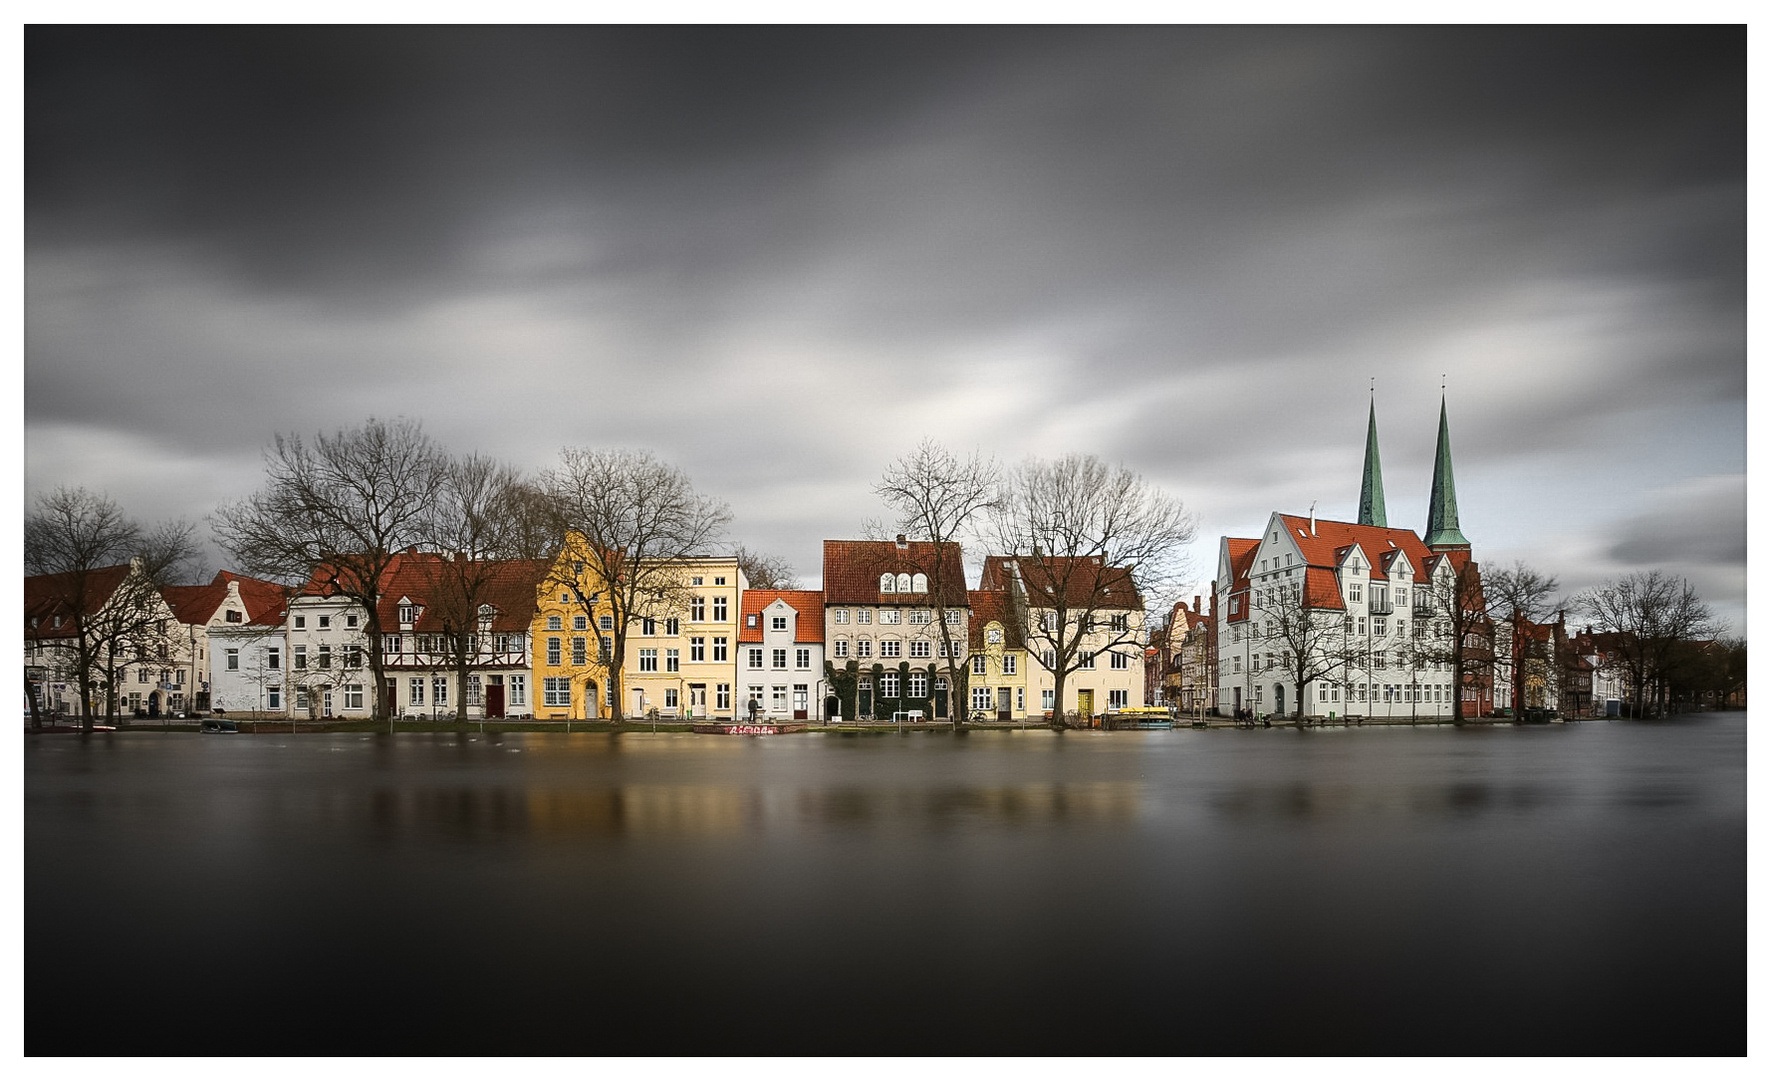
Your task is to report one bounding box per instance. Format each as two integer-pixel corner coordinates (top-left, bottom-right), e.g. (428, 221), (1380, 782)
(191, 535), (1148, 725)
(26, 562), (286, 719)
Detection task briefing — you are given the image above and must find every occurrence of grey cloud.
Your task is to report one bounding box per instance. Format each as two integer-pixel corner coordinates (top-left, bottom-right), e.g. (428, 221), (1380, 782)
(1607, 476), (1746, 568)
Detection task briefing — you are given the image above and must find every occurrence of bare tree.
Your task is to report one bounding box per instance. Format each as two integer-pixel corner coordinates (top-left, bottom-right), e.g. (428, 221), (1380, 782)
(873, 440), (1001, 727)
(539, 447), (732, 725)
(990, 454), (1195, 730)
(1577, 571), (1714, 717)
(418, 453), (535, 722)
(213, 417), (446, 724)
(1245, 573), (1359, 719)
(26, 487), (199, 730)
(1486, 561), (1561, 717)
(733, 545), (801, 590)
(1410, 557), (1490, 723)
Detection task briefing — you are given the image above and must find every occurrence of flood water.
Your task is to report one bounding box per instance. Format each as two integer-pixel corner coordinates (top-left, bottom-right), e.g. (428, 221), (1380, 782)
(27, 716), (1745, 1055)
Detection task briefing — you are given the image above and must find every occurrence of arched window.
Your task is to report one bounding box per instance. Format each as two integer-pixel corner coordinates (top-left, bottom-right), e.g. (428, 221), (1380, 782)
(879, 574), (896, 593)
(911, 573), (928, 593)
(896, 573), (912, 593)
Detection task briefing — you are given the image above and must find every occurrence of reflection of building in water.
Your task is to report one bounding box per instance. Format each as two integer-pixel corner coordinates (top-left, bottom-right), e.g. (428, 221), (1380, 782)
(526, 785), (752, 836)
(797, 780), (1146, 825)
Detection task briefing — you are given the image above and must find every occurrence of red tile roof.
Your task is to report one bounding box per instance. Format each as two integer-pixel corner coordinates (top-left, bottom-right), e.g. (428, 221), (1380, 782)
(977, 555), (1141, 610)
(24, 564), (133, 639)
(738, 590), (825, 643)
(161, 570), (289, 627)
(967, 590), (1025, 649)
(822, 540), (968, 606)
(299, 553), (550, 632)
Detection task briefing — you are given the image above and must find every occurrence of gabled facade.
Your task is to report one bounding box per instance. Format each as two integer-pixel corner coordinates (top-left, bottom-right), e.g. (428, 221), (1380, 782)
(966, 589), (1029, 720)
(737, 589), (825, 721)
(822, 538), (969, 721)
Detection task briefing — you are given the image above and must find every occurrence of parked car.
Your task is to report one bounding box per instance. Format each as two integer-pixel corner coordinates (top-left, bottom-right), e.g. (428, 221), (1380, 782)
(200, 718), (238, 734)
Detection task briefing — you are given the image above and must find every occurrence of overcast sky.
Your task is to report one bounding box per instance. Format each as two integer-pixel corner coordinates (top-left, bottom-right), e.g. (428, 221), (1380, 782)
(23, 26), (1746, 633)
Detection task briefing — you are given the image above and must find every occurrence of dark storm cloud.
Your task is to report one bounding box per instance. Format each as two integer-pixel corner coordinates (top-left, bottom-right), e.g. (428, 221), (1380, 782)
(24, 26), (1745, 627)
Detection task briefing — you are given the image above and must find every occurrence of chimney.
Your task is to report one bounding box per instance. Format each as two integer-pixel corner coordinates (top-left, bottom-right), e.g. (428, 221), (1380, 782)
(895, 534), (908, 549)
(1193, 594), (1202, 614)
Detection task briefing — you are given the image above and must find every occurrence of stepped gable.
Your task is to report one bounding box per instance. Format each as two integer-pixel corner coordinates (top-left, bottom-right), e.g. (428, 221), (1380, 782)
(162, 570), (289, 627)
(822, 539), (967, 606)
(738, 589), (825, 644)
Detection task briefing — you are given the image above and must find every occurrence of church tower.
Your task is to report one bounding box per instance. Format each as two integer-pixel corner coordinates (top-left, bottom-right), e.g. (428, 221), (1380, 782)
(1424, 395), (1471, 551)
(1357, 396), (1387, 527)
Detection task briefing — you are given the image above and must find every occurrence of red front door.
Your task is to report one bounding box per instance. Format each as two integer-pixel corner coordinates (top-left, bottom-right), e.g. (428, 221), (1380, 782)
(486, 685), (506, 719)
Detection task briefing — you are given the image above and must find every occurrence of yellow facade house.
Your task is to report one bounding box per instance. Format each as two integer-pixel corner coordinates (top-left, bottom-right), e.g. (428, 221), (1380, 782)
(966, 589), (1030, 720)
(530, 536), (617, 721)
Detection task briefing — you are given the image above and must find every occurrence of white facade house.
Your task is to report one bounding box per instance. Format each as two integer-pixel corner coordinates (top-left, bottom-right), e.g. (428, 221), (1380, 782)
(737, 589), (825, 722)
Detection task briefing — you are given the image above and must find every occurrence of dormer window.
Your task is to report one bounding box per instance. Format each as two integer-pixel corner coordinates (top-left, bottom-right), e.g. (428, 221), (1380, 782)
(399, 604), (416, 625)
(880, 574), (896, 593)
(896, 573), (912, 593)
(746, 614), (758, 628)
(911, 573), (928, 593)
(771, 615), (788, 631)
(224, 609), (242, 623)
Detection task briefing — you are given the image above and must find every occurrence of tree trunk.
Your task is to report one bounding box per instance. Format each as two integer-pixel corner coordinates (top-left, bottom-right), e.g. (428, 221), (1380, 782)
(1049, 668), (1067, 730)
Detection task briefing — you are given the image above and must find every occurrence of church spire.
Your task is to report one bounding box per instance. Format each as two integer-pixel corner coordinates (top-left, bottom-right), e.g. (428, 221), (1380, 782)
(1424, 394), (1470, 550)
(1358, 394), (1387, 527)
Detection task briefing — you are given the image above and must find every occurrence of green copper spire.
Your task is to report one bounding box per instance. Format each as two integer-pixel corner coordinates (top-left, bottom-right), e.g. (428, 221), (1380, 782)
(1424, 395), (1470, 549)
(1358, 397), (1387, 527)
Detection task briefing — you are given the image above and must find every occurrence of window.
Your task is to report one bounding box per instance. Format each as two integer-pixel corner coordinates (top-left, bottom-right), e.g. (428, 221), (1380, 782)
(715, 576), (726, 586)
(772, 685), (788, 711)
(598, 615), (612, 631)
(1042, 649), (1055, 668)
(666, 618), (680, 636)
(410, 678), (425, 706)
(909, 641), (931, 658)
(911, 573), (928, 593)
(226, 648), (239, 671)
(508, 675), (526, 707)
(293, 645), (307, 669)
(896, 574), (912, 593)
(855, 639), (872, 658)
(691, 576), (704, 586)
(880, 672), (900, 698)
(1002, 654), (1016, 675)
(665, 688), (679, 709)
(1349, 584), (1363, 604)
(1233, 656), (1242, 673)
(1111, 651), (1130, 670)
(908, 673), (927, 697)
(317, 645), (332, 669)
(749, 648), (764, 669)
(856, 610), (872, 625)
(1374, 617), (1387, 637)
(833, 639), (848, 658)
(1110, 613), (1128, 631)
(972, 655), (987, 676)
(296, 689), (309, 711)
(318, 615), (331, 629)
(771, 615), (788, 631)
(346, 645), (363, 668)
(713, 597), (727, 621)
(639, 648), (658, 672)
(1358, 617), (1368, 635)
(643, 617), (657, 635)
(796, 648), (811, 668)
(1040, 612), (1057, 632)
(543, 677), (571, 708)
(773, 648), (788, 669)
(713, 637), (727, 662)
(433, 677), (448, 706)
(880, 640), (901, 658)
(268, 686), (281, 709)
(572, 637), (587, 665)
(1080, 651), (1095, 669)
(747, 614), (759, 629)
(691, 637), (706, 662)
(1042, 689), (1054, 710)
(833, 609), (848, 624)
(224, 609), (242, 623)
(880, 574), (896, 593)
(908, 609), (931, 625)
(1017, 687), (1025, 712)
(601, 637), (613, 662)
(667, 649), (680, 672)
(716, 684), (730, 710)
(345, 684), (362, 710)
(547, 637), (561, 666)
(749, 686), (765, 710)
(691, 597), (706, 621)
(346, 614), (358, 628)
(294, 615), (307, 629)
(267, 647), (280, 670)
(547, 615), (563, 631)
(972, 685), (992, 710)
(1109, 690), (1129, 710)
(879, 610), (901, 625)
(945, 610), (961, 625)
(398, 605), (414, 625)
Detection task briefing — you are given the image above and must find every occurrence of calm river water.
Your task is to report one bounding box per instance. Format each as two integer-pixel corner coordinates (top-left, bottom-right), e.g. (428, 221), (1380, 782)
(27, 716), (1744, 1055)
